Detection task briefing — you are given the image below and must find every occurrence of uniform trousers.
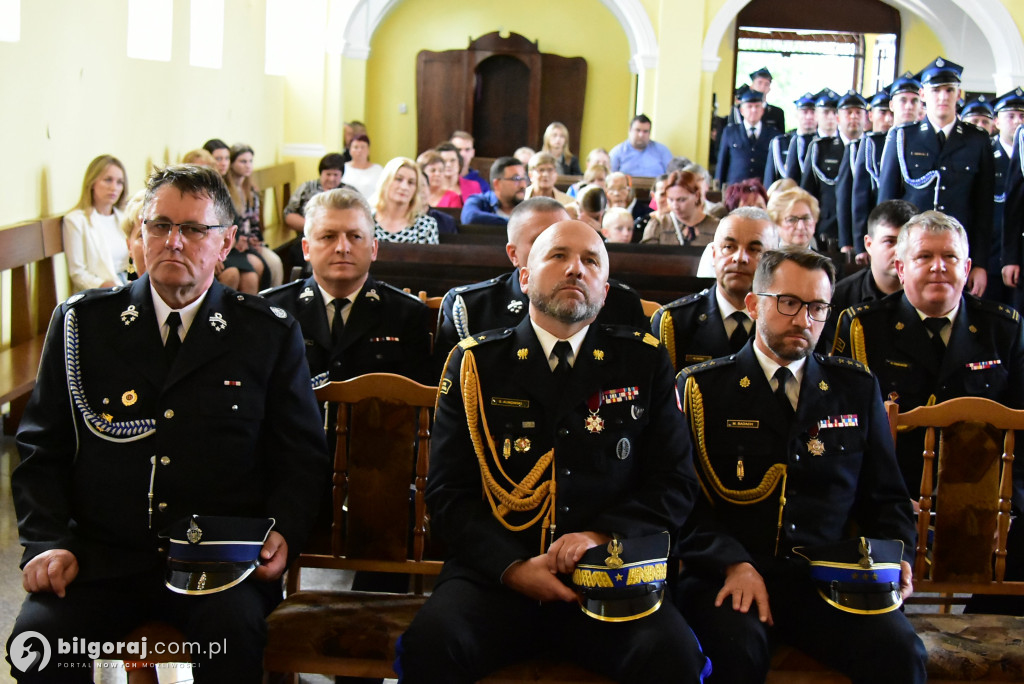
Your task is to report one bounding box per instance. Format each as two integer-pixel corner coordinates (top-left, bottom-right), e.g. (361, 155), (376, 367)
(398, 575), (710, 683)
(676, 562), (927, 684)
(6, 569), (279, 683)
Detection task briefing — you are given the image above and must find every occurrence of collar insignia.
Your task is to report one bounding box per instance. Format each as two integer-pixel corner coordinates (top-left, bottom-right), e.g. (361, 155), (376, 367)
(365, 289), (380, 301)
(739, 376), (751, 388)
(819, 380), (829, 391)
(593, 349), (605, 361)
(120, 305), (139, 326)
(299, 287), (314, 302)
(507, 300), (523, 314)
(517, 348), (529, 360)
(209, 312), (227, 332)
(895, 321), (905, 330)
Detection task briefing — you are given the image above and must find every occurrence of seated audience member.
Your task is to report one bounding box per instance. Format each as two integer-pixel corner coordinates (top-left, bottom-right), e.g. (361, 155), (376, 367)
(460, 156), (528, 226)
(202, 138), (230, 176)
(525, 152), (577, 215)
(434, 197), (646, 366)
(768, 186), (819, 250)
(585, 147), (612, 173)
(513, 146), (536, 167)
(766, 177), (797, 199)
(399, 220), (710, 683)
(417, 150), (463, 208)
(341, 134), (384, 199)
(601, 207), (634, 243)
(833, 211), (1024, 616)
(641, 170), (718, 246)
(451, 130), (490, 192)
(8, 164), (329, 683)
(371, 157), (439, 245)
(724, 178), (768, 211)
(606, 171), (653, 225)
(567, 162), (608, 199)
(119, 190), (147, 280)
(341, 120), (367, 164)
(181, 149), (216, 167)
(610, 114), (674, 176)
(63, 154), (130, 292)
(683, 163), (726, 219)
(283, 152), (350, 234)
(225, 143), (282, 288)
(219, 226), (264, 294)
(653, 208), (778, 371)
(541, 121), (582, 175)
(437, 141), (482, 203)
(263, 188), (431, 384)
(818, 199), (916, 353)
(675, 247), (926, 684)
(575, 184), (607, 234)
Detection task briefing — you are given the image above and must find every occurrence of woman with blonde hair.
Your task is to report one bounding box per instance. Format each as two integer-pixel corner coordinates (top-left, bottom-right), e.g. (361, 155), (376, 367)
(181, 148), (217, 168)
(63, 154), (130, 291)
(541, 122), (581, 175)
(768, 186), (820, 250)
(119, 189), (147, 279)
(371, 157), (439, 244)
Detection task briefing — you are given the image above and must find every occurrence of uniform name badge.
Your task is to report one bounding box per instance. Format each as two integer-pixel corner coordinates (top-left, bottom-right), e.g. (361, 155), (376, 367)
(585, 391), (604, 433)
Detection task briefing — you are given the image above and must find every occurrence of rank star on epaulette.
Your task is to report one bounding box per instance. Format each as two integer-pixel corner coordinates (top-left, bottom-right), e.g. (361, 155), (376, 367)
(209, 312), (227, 331)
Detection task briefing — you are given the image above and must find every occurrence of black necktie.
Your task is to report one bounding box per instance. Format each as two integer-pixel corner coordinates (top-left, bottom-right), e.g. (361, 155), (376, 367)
(552, 340), (572, 377)
(748, 128), (757, 144)
(936, 130), (946, 150)
(331, 299), (348, 348)
(923, 317), (948, 361)
(164, 312), (182, 367)
(728, 312), (749, 353)
(774, 366), (795, 417)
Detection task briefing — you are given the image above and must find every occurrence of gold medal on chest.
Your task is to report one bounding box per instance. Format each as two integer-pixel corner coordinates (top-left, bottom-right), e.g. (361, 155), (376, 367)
(585, 391), (604, 433)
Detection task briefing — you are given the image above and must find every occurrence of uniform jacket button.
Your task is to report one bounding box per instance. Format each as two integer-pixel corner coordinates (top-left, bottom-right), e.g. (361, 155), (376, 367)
(163, 409), (174, 419)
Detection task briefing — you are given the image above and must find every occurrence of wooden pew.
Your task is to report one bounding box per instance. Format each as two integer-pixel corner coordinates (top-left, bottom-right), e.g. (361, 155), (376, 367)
(251, 161), (295, 243)
(0, 218), (63, 431)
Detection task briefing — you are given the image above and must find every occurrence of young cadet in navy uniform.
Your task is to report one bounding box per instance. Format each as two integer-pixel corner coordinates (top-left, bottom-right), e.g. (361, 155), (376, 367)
(652, 207), (778, 371)
(6, 166), (329, 682)
(784, 89), (838, 182)
(961, 95), (997, 135)
(717, 90), (782, 187)
(833, 210), (1024, 615)
(987, 89), (1024, 305)
(878, 57), (995, 296)
(852, 73), (922, 265)
(433, 197), (646, 369)
(262, 188), (431, 385)
(833, 91), (869, 254)
(818, 200), (916, 353)
(1001, 105), (1024, 310)
(730, 67), (786, 133)
(399, 220), (709, 683)
(675, 247), (926, 684)
(764, 92), (816, 186)
(799, 90), (847, 250)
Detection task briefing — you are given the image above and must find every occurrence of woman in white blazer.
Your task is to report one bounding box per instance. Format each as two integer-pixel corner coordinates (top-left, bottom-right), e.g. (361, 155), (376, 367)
(63, 155), (130, 292)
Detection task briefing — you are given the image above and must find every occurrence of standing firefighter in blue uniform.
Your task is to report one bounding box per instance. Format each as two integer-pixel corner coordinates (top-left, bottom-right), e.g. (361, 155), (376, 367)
(5, 165), (329, 683)
(987, 88), (1024, 305)
(717, 89), (781, 187)
(674, 247), (927, 684)
(398, 220), (709, 683)
(764, 93), (818, 187)
(878, 57), (995, 296)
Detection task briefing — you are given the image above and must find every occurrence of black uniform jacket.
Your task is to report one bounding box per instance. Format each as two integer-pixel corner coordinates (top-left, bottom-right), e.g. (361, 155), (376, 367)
(428, 317), (698, 586)
(433, 269), (647, 372)
(850, 131), (887, 255)
(878, 119), (995, 265)
(12, 276), (329, 581)
(800, 136), (844, 241)
(652, 285), (751, 372)
(262, 274), (432, 385)
(819, 267), (891, 354)
(674, 344), (915, 575)
(1002, 127), (1024, 269)
(716, 123), (781, 186)
(832, 292), (1024, 508)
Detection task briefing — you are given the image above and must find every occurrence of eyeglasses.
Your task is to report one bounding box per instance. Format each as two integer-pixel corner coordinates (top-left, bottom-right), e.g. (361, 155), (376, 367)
(143, 219), (228, 241)
(499, 175), (529, 183)
(783, 214), (815, 226)
(756, 293), (832, 322)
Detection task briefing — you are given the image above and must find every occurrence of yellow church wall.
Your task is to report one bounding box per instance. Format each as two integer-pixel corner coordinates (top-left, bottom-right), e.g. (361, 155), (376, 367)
(899, 13), (944, 76)
(0, 0), (285, 228)
(361, 0), (633, 165)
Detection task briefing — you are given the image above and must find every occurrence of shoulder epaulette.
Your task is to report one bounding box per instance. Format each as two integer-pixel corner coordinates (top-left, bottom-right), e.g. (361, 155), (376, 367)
(967, 295), (1020, 323)
(232, 291), (293, 325)
(259, 279), (302, 298)
(457, 327), (513, 350)
(62, 286), (123, 311)
(375, 280), (425, 304)
(663, 290), (708, 311)
(446, 276), (505, 297)
(818, 354), (871, 374)
(608, 278), (633, 292)
(676, 354), (736, 382)
(601, 325), (660, 347)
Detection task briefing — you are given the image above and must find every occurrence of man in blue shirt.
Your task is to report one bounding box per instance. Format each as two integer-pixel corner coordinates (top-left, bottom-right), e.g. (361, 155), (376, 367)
(610, 114), (674, 177)
(461, 157), (528, 226)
